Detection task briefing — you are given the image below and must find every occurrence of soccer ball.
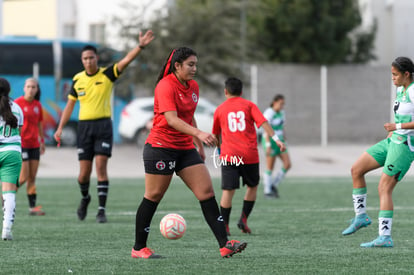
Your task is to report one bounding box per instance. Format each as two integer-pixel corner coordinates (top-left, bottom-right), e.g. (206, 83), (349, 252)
(159, 213), (187, 240)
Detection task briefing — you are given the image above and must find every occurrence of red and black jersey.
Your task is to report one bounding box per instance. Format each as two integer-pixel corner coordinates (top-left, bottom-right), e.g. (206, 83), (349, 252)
(212, 97), (267, 164)
(14, 96), (43, 148)
(146, 73), (199, 150)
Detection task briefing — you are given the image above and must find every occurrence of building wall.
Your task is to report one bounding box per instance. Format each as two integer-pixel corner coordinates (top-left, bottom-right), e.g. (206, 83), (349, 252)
(251, 64), (391, 145)
(3, 0), (57, 38)
(364, 0), (414, 65)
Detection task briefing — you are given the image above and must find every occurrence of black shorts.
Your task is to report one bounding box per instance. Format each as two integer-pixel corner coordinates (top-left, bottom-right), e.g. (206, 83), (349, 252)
(143, 143), (204, 175)
(21, 147), (40, 161)
(221, 163), (260, 190)
(77, 118), (113, 161)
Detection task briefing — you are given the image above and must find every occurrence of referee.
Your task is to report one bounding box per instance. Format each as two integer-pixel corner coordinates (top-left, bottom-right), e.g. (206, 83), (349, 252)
(54, 30), (154, 223)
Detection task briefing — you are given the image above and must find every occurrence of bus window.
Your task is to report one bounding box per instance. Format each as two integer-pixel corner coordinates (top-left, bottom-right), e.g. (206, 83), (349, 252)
(0, 44), (53, 75)
(62, 47), (83, 78)
(0, 38), (127, 146)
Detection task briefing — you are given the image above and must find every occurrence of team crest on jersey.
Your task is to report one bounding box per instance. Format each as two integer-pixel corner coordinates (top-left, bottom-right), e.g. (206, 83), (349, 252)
(156, 161), (166, 170)
(34, 106), (40, 114)
(192, 93), (198, 103)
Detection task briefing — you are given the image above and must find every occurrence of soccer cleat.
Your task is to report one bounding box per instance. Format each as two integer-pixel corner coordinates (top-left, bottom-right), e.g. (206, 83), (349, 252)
(237, 217), (251, 234)
(77, 195), (91, 221)
(131, 247), (162, 259)
(271, 185), (280, 198)
(264, 192), (277, 199)
(360, 235), (393, 248)
(29, 205), (45, 216)
(2, 229), (12, 240)
(96, 209), (107, 223)
(220, 240), (247, 258)
(342, 213), (371, 235)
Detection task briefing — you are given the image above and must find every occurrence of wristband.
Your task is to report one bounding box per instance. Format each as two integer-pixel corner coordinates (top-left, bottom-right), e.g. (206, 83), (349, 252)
(396, 123), (402, 130)
(139, 44), (145, 49)
(271, 133), (279, 142)
(40, 138), (45, 143)
(265, 142), (271, 148)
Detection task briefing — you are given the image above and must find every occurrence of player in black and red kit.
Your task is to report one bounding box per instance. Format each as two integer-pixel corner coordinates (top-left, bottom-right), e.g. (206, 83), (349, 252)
(131, 47), (247, 259)
(212, 77), (285, 235)
(14, 78), (46, 216)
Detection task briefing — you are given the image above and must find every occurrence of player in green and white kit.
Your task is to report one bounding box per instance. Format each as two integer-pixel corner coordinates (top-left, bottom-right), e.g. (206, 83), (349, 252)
(0, 78), (24, 240)
(342, 57), (414, 248)
(261, 95), (291, 198)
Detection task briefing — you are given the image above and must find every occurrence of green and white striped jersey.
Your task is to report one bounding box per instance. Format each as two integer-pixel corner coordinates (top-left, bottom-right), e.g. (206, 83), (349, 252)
(263, 107), (285, 139)
(392, 83), (414, 151)
(0, 101), (24, 153)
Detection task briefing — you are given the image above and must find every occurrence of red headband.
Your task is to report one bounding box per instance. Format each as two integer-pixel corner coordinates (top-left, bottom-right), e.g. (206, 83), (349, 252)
(163, 49), (176, 77)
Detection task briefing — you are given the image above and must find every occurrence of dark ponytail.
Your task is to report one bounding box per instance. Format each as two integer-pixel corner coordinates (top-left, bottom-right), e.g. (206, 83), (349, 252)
(0, 78), (18, 128)
(270, 94), (285, 107)
(156, 47), (197, 84)
(35, 83), (41, 101)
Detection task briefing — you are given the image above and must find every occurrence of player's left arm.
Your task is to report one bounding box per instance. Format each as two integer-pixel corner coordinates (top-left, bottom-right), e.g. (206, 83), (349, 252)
(385, 87), (414, 132)
(164, 111), (217, 147)
(384, 121), (414, 132)
(261, 121), (286, 152)
(117, 30), (155, 73)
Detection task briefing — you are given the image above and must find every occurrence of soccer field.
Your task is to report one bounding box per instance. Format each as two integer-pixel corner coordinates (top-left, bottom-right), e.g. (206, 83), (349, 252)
(2, 176), (414, 274)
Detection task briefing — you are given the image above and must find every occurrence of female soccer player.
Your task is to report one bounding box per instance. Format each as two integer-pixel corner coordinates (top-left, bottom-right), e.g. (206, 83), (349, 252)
(261, 95), (291, 198)
(131, 47), (247, 259)
(0, 78), (24, 240)
(342, 56), (414, 247)
(15, 78), (46, 215)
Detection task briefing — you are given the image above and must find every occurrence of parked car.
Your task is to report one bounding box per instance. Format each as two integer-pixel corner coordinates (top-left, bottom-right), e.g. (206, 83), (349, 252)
(118, 97), (217, 147)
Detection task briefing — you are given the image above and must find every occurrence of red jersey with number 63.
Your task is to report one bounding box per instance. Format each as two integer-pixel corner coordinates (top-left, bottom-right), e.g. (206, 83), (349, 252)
(14, 96), (43, 149)
(212, 97), (267, 164)
(146, 73), (199, 150)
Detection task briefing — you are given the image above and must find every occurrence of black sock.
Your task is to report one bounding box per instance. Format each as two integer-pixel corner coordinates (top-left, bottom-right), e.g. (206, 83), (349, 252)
(28, 194), (36, 208)
(200, 196), (228, 248)
(134, 197), (159, 251)
(79, 181), (90, 198)
(97, 181), (109, 210)
(220, 206), (232, 226)
(241, 200), (255, 220)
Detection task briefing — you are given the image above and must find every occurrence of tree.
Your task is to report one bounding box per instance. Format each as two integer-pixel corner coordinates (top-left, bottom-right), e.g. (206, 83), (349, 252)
(254, 0), (376, 64)
(112, 0), (259, 96)
(111, 0), (375, 98)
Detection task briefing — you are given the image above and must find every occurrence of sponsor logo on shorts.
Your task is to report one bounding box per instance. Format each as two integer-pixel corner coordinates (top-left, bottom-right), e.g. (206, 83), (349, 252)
(102, 142), (110, 148)
(22, 152), (28, 159)
(77, 148), (84, 154)
(156, 161), (166, 170)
